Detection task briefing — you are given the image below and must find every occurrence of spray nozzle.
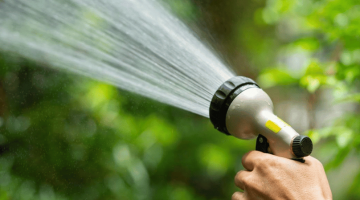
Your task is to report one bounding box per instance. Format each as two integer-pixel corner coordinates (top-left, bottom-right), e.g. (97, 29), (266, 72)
(209, 76), (313, 159)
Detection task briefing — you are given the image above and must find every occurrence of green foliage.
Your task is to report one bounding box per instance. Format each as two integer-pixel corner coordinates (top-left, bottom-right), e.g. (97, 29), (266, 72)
(161, 0), (199, 22)
(257, 68), (298, 88)
(300, 60), (328, 93)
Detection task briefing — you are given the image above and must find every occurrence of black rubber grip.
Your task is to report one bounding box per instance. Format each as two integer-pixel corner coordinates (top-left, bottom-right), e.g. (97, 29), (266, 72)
(209, 76), (259, 135)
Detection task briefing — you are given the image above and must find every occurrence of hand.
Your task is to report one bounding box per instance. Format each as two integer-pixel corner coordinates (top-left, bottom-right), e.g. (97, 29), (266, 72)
(232, 151), (332, 200)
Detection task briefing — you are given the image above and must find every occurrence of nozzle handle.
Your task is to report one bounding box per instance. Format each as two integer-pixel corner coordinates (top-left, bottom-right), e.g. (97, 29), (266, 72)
(255, 134), (269, 153)
(256, 134), (306, 163)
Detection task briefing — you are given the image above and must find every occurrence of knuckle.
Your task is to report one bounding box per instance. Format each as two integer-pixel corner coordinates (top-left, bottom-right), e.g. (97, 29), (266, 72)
(237, 171), (251, 185)
(242, 174), (253, 186)
(234, 171), (245, 185)
(243, 176), (260, 192)
(235, 171), (248, 182)
(308, 156), (323, 167)
(241, 154), (248, 166)
(315, 158), (324, 167)
(235, 171), (243, 180)
(255, 155), (265, 164)
(231, 192), (238, 200)
(241, 151), (254, 163)
(255, 158), (271, 171)
(231, 192), (242, 200)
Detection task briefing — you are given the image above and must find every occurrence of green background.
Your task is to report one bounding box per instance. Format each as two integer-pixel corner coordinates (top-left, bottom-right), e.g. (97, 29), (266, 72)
(0, 0), (360, 199)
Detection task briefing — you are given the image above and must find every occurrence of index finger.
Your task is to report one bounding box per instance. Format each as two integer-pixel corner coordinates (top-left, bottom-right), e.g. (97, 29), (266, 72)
(241, 150), (273, 171)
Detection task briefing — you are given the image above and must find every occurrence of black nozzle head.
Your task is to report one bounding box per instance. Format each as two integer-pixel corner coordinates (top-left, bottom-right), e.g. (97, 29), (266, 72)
(292, 135), (313, 157)
(209, 76), (260, 135)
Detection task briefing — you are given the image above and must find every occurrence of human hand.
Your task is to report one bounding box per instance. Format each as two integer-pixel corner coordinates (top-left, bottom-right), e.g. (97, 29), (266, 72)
(232, 151), (332, 200)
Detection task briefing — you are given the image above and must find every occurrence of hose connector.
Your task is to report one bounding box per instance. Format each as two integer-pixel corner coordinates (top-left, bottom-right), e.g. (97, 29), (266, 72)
(209, 76), (259, 135)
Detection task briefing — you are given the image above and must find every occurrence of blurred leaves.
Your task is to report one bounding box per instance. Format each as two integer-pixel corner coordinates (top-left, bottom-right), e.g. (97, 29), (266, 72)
(336, 93), (360, 103)
(257, 68), (298, 88)
(293, 37), (320, 51)
(300, 60), (328, 93)
(198, 144), (231, 178)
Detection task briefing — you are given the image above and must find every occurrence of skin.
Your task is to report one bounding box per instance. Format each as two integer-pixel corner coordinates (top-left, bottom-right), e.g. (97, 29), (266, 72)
(232, 151), (332, 200)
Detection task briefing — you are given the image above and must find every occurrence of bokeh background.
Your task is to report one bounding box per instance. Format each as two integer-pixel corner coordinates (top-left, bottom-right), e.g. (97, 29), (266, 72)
(1, 0), (360, 199)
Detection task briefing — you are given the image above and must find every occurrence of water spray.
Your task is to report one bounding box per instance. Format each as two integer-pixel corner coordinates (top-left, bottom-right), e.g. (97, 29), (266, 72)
(210, 76), (313, 160)
(0, 0), (312, 160)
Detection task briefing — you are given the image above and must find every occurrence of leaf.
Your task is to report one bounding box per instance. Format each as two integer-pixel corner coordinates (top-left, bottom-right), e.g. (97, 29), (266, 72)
(336, 128), (353, 148)
(198, 144), (231, 178)
(257, 68), (298, 88)
(325, 146), (351, 171)
(303, 60), (324, 75)
(293, 37), (320, 51)
(306, 129), (320, 144)
(307, 77), (320, 93)
(335, 93), (360, 103)
(299, 60), (328, 93)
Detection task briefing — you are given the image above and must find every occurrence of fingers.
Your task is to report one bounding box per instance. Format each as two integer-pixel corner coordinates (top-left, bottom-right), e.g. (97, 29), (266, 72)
(242, 151), (265, 170)
(304, 156), (322, 167)
(231, 192), (247, 200)
(234, 170), (251, 190)
(241, 151), (284, 171)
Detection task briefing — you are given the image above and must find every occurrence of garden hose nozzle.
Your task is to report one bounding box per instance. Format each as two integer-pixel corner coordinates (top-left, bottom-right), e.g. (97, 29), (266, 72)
(209, 76), (313, 160)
